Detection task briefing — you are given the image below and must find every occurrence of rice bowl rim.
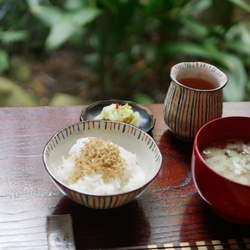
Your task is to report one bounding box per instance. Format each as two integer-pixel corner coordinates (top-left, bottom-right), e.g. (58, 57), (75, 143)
(43, 120), (163, 197)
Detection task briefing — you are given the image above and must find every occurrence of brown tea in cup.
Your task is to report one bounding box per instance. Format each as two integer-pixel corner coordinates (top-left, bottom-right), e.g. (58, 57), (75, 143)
(164, 62), (228, 141)
(177, 77), (217, 90)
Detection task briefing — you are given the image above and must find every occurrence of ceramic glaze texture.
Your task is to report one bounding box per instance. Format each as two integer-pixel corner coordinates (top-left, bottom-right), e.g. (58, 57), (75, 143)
(43, 120), (162, 209)
(164, 62), (227, 141)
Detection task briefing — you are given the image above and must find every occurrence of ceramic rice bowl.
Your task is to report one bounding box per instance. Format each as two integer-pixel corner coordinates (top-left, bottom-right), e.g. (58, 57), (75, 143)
(43, 120), (162, 209)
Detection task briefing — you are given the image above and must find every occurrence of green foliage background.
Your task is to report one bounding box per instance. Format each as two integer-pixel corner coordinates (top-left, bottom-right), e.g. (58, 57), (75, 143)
(0, 0), (250, 105)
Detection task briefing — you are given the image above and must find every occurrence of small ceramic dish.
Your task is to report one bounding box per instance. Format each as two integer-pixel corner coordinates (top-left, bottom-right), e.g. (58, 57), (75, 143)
(79, 100), (156, 132)
(43, 120), (162, 209)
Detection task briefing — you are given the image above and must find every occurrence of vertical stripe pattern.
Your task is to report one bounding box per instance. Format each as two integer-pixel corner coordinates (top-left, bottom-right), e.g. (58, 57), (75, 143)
(43, 120), (162, 209)
(164, 62), (227, 141)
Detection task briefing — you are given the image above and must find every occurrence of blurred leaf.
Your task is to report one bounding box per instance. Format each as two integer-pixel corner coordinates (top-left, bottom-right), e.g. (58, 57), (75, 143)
(227, 0), (250, 12)
(45, 15), (80, 52)
(179, 17), (209, 39)
(216, 54), (247, 101)
(225, 22), (250, 40)
(45, 8), (100, 52)
(0, 77), (37, 106)
(0, 30), (28, 44)
(225, 41), (250, 55)
(133, 93), (154, 104)
(164, 42), (211, 58)
(64, 0), (85, 10)
(0, 50), (9, 72)
(71, 8), (100, 26)
(29, 5), (63, 27)
(49, 92), (86, 106)
(26, 0), (43, 7)
(184, 0), (212, 15)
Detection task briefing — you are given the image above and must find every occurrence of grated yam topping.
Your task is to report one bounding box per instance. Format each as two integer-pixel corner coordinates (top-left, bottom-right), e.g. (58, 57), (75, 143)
(69, 137), (126, 184)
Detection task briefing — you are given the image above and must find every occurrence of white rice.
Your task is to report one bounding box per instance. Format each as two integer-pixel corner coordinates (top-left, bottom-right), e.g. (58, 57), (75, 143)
(55, 138), (146, 195)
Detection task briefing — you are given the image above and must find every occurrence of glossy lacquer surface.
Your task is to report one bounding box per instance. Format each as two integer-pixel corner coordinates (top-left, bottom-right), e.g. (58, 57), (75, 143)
(0, 103), (250, 249)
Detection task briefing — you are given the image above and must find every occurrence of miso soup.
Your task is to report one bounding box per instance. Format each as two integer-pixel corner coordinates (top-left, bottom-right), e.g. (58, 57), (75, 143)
(202, 139), (250, 185)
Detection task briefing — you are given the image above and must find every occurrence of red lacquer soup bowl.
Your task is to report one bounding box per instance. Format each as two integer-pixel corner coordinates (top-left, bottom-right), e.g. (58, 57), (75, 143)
(191, 116), (250, 224)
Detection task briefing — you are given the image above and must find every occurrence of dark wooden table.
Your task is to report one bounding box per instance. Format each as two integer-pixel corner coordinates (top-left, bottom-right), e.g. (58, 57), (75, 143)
(1, 102), (250, 249)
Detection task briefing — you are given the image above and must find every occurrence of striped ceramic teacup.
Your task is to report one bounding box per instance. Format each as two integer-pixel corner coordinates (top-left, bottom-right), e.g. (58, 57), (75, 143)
(164, 62), (228, 141)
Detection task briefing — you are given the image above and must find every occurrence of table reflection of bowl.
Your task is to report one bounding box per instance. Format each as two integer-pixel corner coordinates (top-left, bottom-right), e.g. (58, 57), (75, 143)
(43, 120), (162, 209)
(191, 116), (250, 224)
